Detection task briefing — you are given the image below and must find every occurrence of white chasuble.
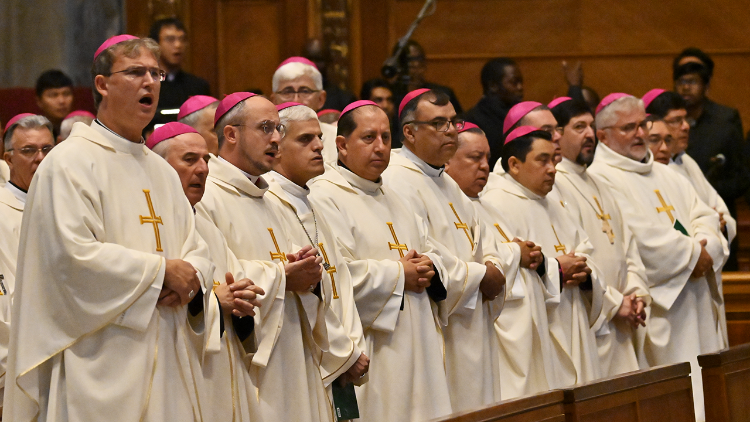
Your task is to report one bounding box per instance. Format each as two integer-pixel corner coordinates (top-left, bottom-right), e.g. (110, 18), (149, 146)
(556, 158), (650, 376)
(472, 197), (560, 398)
(0, 161), (8, 185)
(5, 122), (216, 422)
(309, 164), (453, 422)
(589, 144), (726, 421)
(0, 185), (23, 405)
(196, 156), (333, 422)
(670, 152), (734, 348)
(264, 173), (364, 384)
(482, 173), (605, 387)
(383, 148), (520, 411)
(194, 214), (264, 422)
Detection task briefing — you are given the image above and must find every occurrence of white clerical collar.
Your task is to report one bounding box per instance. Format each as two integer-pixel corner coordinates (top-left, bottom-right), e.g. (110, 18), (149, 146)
(5, 181), (26, 205)
(502, 172), (545, 201)
(218, 156), (261, 185)
(400, 146), (444, 178)
(557, 157), (587, 175)
(268, 171), (311, 214)
(337, 164), (383, 195)
(594, 141), (653, 175)
(91, 119), (147, 155)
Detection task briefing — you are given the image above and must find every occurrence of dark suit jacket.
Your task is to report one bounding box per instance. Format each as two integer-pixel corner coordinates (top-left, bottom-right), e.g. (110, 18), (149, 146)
(464, 95), (513, 170)
(686, 99), (749, 215)
(158, 70), (211, 111)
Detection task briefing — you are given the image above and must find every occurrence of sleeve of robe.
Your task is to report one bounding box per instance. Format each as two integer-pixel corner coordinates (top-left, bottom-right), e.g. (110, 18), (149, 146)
(592, 173), (720, 311)
(195, 195), (287, 368)
(310, 192), (405, 333)
(683, 155), (737, 244)
(6, 151), (214, 421)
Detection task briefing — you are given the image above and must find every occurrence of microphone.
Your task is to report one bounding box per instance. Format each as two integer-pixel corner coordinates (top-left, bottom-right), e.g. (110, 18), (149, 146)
(380, 0), (436, 80)
(709, 153), (726, 166)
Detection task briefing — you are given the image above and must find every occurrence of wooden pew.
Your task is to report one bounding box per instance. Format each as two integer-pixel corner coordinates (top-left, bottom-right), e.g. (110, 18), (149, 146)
(428, 390), (565, 422)
(562, 363), (695, 422)
(698, 343), (750, 422)
(721, 272), (750, 346)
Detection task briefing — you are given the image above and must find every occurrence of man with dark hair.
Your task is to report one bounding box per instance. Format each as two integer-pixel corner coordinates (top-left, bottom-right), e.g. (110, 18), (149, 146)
(310, 101), (454, 421)
(390, 40), (462, 116)
(360, 78), (399, 147)
(385, 88), (541, 411)
(672, 57), (747, 214)
(149, 17), (211, 113)
(550, 97), (649, 377)
(483, 125), (605, 387)
(673, 47), (715, 79)
(35, 69), (74, 138)
(465, 57), (524, 170)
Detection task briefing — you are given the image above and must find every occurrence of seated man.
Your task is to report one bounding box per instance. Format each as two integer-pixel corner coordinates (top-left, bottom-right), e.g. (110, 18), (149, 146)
(58, 110), (95, 143)
(446, 122), (559, 398)
(550, 97), (649, 376)
(35, 69), (74, 139)
(177, 95), (220, 155)
(482, 126), (606, 387)
(310, 100), (455, 421)
(360, 79), (399, 147)
(147, 122), (265, 422)
(271, 57), (339, 165)
(589, 93), (726, 420)
(0, 113), (55, 407)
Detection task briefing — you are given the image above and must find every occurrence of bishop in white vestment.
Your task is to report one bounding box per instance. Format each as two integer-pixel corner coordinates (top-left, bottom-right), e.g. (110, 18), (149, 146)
(588, 94), (726, 420)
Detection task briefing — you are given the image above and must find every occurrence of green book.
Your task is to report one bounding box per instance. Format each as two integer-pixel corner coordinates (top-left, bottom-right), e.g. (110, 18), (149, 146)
(332, 382), (360, 421)
(674, 219), (689, 236)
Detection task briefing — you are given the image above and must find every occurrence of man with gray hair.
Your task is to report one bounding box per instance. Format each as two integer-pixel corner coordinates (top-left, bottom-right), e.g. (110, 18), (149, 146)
(588, 93), (726, 422)
(178, 95), (220, 155)
(5, 35), (214, 421)
(264, 102), (370, 418)
(0, 113), (54, 408)
(57, 110), (95, 143)
(271, 57), (339, 165)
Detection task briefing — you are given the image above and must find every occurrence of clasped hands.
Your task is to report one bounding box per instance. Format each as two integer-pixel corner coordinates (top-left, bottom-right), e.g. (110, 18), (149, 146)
(617, 293), (647, 329)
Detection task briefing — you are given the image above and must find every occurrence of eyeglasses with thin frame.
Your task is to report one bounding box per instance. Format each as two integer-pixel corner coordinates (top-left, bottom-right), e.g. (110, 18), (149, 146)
(274, 88), (320, 101)
(664, 115), (689, 128)
(600, 119), (653, 136)
(402, 118), (466, 132)
(233, 121), (286, 138)
(108, 66), (166, 82)
(7, 145), (54, 157)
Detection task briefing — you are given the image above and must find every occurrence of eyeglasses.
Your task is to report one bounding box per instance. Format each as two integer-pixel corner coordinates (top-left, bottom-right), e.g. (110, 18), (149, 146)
(7, 145), (54, 157)
(540, 125), (564, 136)
(403, 118), (465, 132)
(274, 88), (320, 101)
(648, 135), (673, 146)
(600, 119), (653, 136)
(567, 121), (595, 134)
(233, 121), (286, 138)
(664, 116), (689, 128)
(108, 66), (166, 82)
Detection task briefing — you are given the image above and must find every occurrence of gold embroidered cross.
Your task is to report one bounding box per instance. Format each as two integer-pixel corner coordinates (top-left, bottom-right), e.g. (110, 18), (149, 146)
(267, 228), (287, 262)
(449, 202), (473, 249)
(387, 222), (408, 258)
(494, 224), (512, 243)
(654, 190), (675, 223)
(139, 189), (164, 252)
(318, 243), (338, 299)
(593, 196), (615, 244)
(551, 225), (567, 254)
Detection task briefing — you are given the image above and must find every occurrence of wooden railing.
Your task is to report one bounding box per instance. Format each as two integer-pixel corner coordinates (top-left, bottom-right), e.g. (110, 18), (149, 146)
(721, 271), (750, 346)
(699, 343), (750, 422)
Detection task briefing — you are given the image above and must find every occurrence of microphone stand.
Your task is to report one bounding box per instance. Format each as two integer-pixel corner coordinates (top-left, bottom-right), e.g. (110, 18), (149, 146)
(381, 0), (437, 80)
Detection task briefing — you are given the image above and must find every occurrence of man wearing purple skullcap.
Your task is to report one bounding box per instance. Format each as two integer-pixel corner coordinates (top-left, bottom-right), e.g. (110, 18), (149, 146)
(178, 95), (220, 154)
(384, 89), (540, 411)
(483, 126), (608, 388)
(271, 57), (339, 165)
(4, 35), (214, 421)
(446, 123), (558, 399)
(551, 97), (650, 378)
(589, 93), (725, 421)
(57, 110), (96, 143)
(197, 92), (346, 422)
